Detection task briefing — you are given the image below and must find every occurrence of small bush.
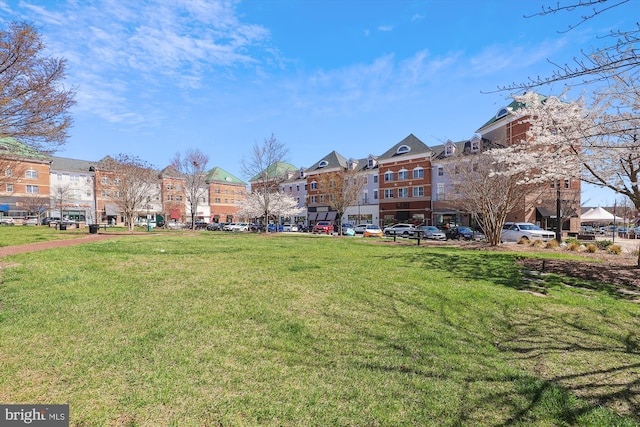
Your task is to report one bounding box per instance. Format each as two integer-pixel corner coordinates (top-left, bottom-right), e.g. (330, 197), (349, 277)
(567, 242), (581, 251)
(564, 238), (579, 246)
(607, 244), (622, 255)
(545, 240), (559, 249)
(596, 240), (613, 250)
(586, 244), (597, 253)
(517, 237), (530, 245)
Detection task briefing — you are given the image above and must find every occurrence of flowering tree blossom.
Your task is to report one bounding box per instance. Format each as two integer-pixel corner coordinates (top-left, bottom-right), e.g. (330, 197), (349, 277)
(237, 190), (302, 226)
(171, 149), (209, 229)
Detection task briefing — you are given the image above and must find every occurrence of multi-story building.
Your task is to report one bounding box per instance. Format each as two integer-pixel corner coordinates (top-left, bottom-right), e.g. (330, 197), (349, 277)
(0, 138), (51, 220)
(207, 167), (246, 223)
(476, 97), (581, 233)
(377, 134), (432, 226)
(49, 156), (96, 222)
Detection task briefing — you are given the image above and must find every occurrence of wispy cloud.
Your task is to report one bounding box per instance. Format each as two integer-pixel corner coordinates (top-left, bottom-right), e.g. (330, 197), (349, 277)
(5, 0), (273, 124)
(378, 25), (393, 32)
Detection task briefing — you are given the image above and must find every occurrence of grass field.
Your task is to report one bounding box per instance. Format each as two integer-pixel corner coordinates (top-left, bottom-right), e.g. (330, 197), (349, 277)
(0, 230), (638, 426)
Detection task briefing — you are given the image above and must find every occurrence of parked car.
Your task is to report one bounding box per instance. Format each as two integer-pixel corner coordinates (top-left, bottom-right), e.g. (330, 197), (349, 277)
(193, 221), (208, 230)
(383, 223), (415, 237)
(501, 222), (556, 242)
(0, 217), (15, 225)
(167, 221), (186, 229)
(222, 222), (237, 231)
(447, 226), (482, 241)
(230, 222), (250, 232)
(267, 223), (283, 232)
(362, 224), (383, 237)
(206, 222), (222, 231)
(312, 221), (334, 234)
(42, 217), (59, 226)
(416, 225), (447, 240)
(354, 223), (370, 234)
(341, 223), (355, 235)
(23, 216), (39, 225)
(282, 223), (299, 232)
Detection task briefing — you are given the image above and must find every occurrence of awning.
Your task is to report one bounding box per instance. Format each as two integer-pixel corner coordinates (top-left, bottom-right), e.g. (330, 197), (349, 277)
(326, 211), (337, 221)
(308, 212), (317, 221)
(0, 204), (9, 212)
(170, 209), (181, 220)
(536, 207), (556, 218)
(105, 204), (119, 216)
(316, 212), (327, 221)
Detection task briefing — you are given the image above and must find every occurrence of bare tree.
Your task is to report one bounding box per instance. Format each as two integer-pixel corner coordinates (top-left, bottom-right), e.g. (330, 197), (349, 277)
(315, 166), (367, 232)
(241, 133), (289, 231)
(498, 0), (638, 91)
(171, 149), (209, 229)
(20, 194), (49, 224)
(51, 182), (72, 228)
(448, 153), (540, 246)
(0, 22), (75, 153)
(101, 154), (157, 232)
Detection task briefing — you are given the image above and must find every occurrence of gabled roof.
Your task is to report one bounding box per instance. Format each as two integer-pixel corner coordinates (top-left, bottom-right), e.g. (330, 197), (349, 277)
(249, 161), (298, 182)
(49, 156), (95, 172)
(0, 137), (50, 162)
(207, 166), (245, 185)
(307, 150), (349, 172)
(378, 134), (430, 161)
(159, 165), (184, 179)
(476, 93), (548, 132)
(431, 136), (503, 160)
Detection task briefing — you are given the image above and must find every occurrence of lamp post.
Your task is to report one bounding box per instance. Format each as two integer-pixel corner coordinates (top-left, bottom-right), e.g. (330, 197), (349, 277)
(556, 180), (562, 244)
(146, 196), (151, 232)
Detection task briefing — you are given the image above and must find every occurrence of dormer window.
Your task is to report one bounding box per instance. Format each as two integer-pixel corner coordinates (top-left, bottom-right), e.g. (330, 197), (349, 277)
(367, 158), (375, 168)
(299, 167), (306, 178)
(444, 144), (455, 157)
(396, 145), (410, 155)
(348, 159), (358, 170)
(496, 107), (509, 119)
(318, 160), (328, 168)
(470, 136), (480, 152)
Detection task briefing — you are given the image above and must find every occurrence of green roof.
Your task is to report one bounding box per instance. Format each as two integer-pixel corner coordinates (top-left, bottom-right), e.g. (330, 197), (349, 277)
(476, 93), (548, 132)
(0, 137), (50, 161)
(207, 166), (245, 184)
(249, 161), (298, 182)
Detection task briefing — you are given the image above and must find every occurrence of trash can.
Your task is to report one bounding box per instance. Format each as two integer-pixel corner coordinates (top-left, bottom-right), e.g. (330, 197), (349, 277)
(59, 224), (67, 231)
(89, 224), (99, 234)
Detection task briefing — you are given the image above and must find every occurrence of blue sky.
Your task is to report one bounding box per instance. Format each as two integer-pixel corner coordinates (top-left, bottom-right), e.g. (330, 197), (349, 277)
(1, 0), (636, 206)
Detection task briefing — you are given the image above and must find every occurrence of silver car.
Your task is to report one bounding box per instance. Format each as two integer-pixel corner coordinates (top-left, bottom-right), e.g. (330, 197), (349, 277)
(416, 225), (447, 240)
(501, 222), (555, 242)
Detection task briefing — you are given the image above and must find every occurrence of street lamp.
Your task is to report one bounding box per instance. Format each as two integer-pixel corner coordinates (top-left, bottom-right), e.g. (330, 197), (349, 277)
(146, 196), (151, 232)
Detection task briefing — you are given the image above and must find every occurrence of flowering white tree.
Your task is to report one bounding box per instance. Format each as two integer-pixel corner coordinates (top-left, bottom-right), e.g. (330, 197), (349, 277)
(237, 191), (302, 227)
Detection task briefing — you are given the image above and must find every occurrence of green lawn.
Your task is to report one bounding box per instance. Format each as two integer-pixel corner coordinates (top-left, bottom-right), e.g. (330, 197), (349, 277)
(0, 232), (638, 426)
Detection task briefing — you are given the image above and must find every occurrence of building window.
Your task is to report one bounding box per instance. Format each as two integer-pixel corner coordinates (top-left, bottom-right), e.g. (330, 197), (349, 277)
(550, 181), (556, 189)
(296, 185), (300, 191)
(438, 166), (444, 176)
(57, 173), (62, 181)
(413, 186), (424, 197)
(319, 195), (325, 203)
(114, 191), (121, 198)
(176, 184), (182, 191)
(6, 184), (13, 192)
(113, 178), (122, 186)
(564, 179), (570, 189)
(413, 167), (424, 179)
(100, 177), (110, 185)
(70, 175), (79, 183)
(373, 175), (378, 183)
(445, 145), (454, 157)
(436, 183), (445, 200)
(26, 185), (39, 194)
(215, 198), (221, 203)
(398, 169), (409, 180)
(398, 187), (409, 198)
(215, 188), (221, 194)
(310, 195), (317, 203)
(384, 171), (394, 182)
(310, 181), (317, 190)
(167, 183), (174, 190)
(373, 190), (378, 200)
(396, 145), (410, 154)
(471, 139), (480, 152)
(318, 160), (328, 168)
(25, 169), (38, 179)
(384, 188), (394, 199)
(167, 195), (174, 201)
(101, 190), (110, 197)
(5, 168), (12, 177)
(176, 195), (183, 201)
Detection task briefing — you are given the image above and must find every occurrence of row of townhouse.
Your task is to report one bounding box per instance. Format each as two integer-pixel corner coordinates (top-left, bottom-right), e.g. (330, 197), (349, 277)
(269, 98), (581, 232)
(0, 146), (248, 225)
(1, 94), (582, 231)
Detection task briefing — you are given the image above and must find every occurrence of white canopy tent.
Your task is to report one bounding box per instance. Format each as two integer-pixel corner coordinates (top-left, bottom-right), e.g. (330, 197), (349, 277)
(580, 206), (624, 223)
